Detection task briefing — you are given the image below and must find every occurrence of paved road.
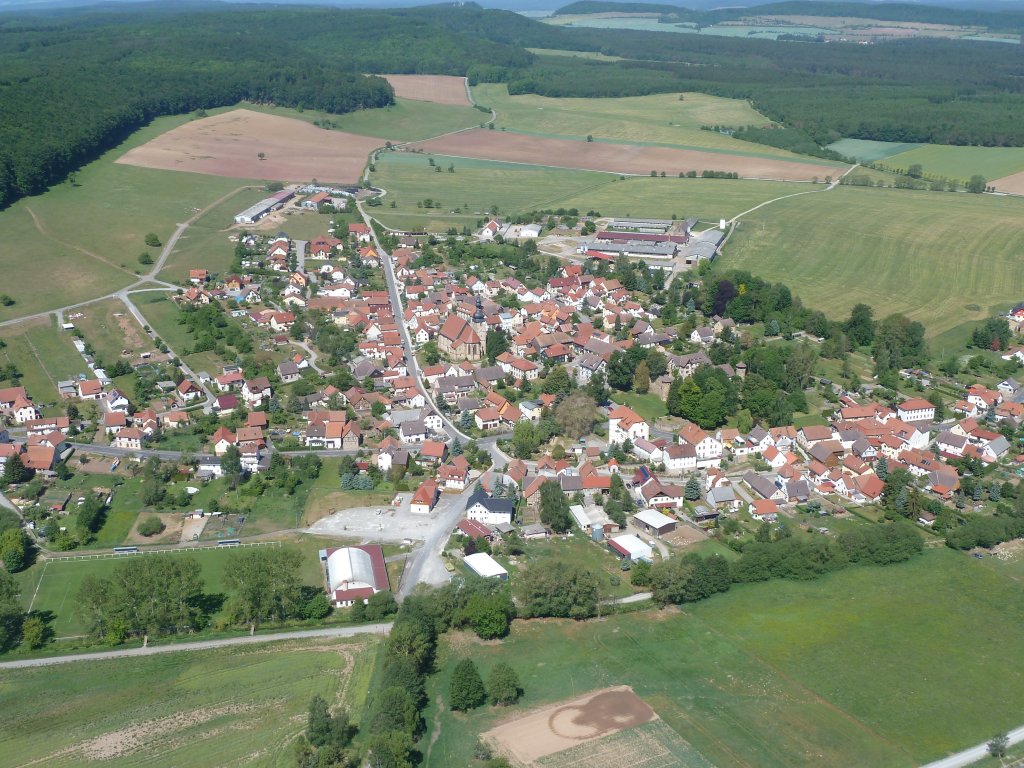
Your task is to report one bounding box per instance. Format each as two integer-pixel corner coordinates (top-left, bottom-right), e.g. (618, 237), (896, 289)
(295, 239), (307, 274)
(0, 623), (393, 669)
(397, 482), (478, 598)
(921, 725), (1024, 768)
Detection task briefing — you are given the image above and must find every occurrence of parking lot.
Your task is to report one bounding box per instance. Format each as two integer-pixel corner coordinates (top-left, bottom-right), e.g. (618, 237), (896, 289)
(308, 492), (441, 543)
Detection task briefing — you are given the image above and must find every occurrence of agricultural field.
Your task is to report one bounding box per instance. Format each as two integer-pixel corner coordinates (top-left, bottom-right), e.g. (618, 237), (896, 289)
(68, 298), (150, 368)
(0, 636), (378, 767)
(382, 74), (472, 106)
(417, 128), (838, 181)
(720, 185), (1024, 339)
(826, 138), (921, 163)
(424, 548), (1024, 767)
(0, 112), (259, 322)
(369, 152), (615, 231)
(224, 98), (483, 144)
(472, 84), (802, 157)
(118, 109), (382, 184)
(525, 47), (627, 62)
(370, 152), (803, 231)
(880, 143), (1024, 184)
(0, 318), (90, 408)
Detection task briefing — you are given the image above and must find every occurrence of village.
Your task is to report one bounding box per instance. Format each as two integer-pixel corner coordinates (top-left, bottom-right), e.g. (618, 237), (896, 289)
(3, 185), (1024, 607)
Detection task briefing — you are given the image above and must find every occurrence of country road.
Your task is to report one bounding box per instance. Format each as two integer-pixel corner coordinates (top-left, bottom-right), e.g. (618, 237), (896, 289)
(920, 726), (1024, 768)
(0, 623), (393, 669)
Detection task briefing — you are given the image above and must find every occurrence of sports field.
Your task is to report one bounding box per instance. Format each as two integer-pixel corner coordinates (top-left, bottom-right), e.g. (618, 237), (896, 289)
(0, 636), (377, 767)
(722, 185), (1024, 338)
(425, 548), (1024, 767)
(473, 84), (799, 157)
(15, 540), (326, 638)
(881, 143), (1024, 184)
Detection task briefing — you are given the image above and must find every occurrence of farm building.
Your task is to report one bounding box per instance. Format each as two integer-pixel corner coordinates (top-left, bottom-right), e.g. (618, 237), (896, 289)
(233, 189), (294, 225)
(632, 509), (677, 537)
(321, 544), (389, 607)
(608, 534), (653, 563)
(464, 552), (508, 580)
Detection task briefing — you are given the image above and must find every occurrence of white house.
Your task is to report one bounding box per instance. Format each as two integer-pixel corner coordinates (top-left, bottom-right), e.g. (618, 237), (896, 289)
(607, 405), (649, 445)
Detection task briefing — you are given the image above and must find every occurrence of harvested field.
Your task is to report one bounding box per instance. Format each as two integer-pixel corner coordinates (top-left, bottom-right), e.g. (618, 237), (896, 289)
(992, 169), (1024, 195)
(382, 74), (471, 106)
(416, 130), (840, 181)
(485, 686), (657, 765)
(117, 109), (382, 182)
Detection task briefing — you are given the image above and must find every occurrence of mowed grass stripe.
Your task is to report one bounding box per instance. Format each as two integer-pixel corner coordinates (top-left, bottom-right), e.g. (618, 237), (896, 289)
(720, 186), (1024, 338)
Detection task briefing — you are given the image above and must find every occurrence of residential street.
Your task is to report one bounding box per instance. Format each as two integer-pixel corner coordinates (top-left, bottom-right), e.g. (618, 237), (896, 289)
(0, 623), (393, 669)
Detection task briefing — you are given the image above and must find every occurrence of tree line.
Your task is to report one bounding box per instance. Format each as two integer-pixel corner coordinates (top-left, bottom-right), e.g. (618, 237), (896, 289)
(649, 521), (924, 606)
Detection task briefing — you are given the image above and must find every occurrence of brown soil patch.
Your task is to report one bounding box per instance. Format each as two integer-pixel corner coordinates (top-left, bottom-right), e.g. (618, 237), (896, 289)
(485, 686), (657, 765)
(992, 170), (1024, 195)
(662, 523), (708, 547)
(416, 129), (839, 181)
(126, 511), (184, 545)
(117, 109), (383, 183)
(382, 74), (471, 106)
(114, 310), (146, 351)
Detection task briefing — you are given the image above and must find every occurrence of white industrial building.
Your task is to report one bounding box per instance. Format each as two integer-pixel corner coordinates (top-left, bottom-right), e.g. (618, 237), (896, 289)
(321, 545), (389, 607)
(464, 552), (509, 580)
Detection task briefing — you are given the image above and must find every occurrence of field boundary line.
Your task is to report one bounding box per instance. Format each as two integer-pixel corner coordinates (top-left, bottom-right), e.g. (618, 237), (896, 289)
(26, 559), (47, 613)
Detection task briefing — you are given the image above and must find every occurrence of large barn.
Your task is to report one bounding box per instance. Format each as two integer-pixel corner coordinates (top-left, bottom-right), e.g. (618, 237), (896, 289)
(321, 545), (390, 607)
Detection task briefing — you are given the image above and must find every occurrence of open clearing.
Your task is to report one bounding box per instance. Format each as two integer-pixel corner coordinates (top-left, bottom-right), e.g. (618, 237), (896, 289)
(485, 686), (657, 764)
(117, 109), (381, 183)
(474, 84), (804, 158)
(0, 637), (376, 767)
(425, 548), (1024, 767)
(383, 74), (471, 106)
(415, 130), (840, 181)
(721, 185), (1024, 338)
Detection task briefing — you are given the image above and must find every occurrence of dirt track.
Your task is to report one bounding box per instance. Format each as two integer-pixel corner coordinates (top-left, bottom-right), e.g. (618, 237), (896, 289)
(117, 109), (382, 183)
(383, 74), (471, 106)
(418, 129), (839, 181)
(485, 686), (657, 764)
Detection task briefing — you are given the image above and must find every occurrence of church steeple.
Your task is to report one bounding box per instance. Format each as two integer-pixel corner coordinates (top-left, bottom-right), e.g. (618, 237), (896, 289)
(472, 295), (485, 324)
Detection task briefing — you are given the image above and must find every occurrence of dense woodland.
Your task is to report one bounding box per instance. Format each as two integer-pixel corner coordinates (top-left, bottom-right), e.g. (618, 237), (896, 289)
(4, 1), (1024, 209)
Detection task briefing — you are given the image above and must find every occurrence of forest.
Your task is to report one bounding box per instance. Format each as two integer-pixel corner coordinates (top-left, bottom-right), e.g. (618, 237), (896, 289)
(0, 5), (530, 209)
(4, 1), (1024, 209)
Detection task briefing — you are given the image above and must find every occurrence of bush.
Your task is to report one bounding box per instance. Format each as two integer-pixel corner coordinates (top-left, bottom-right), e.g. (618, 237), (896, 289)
(137, 515), (165, 537)
(302, 593), (332, 620)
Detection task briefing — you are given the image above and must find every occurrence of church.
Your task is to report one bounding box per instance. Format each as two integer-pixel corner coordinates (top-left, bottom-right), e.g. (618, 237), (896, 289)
(437, 297), (486, 361)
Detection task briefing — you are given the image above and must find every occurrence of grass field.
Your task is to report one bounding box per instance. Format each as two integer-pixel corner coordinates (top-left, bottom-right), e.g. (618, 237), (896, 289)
(881, 143), (1024, 182)
(15, 539), (327, 638)
(424, 548), (1024, 767)
(526, 47), (627, 61)
(0, 637), (377, 767)
(69, 297), (149, 367)
(722, 185), (1024, 339)
(0, 317), (90, 407)
(617, 391), (668, 423)
(371, 153), (800, 231)
(473, 84), (809, 158)
(0, 112), (259, 323)
(137, 294), (194, 354)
